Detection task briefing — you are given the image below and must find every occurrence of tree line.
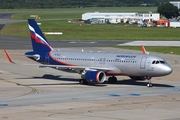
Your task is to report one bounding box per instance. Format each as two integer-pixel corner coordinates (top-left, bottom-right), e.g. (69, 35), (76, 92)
(0, 0), (179, 9)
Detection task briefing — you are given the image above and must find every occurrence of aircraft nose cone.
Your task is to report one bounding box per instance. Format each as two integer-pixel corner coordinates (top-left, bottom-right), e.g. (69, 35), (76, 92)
(163, 65), (173, 75)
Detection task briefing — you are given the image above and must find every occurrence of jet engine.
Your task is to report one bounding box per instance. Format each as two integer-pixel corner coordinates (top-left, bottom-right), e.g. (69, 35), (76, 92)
(83, 71), (106, 84)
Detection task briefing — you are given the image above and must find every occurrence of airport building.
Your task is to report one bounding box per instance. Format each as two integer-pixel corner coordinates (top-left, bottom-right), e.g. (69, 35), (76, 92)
(136, 13), (160, 21)
(82, 12), (138, 20)
(82, 12), (160, 24)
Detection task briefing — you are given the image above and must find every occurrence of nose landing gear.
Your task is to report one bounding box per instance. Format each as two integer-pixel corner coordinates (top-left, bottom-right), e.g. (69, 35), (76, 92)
(146, 77), (152, 87)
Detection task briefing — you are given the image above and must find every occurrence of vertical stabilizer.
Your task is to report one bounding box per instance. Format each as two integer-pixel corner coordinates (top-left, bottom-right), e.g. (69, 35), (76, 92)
(28, 19), (53, 52)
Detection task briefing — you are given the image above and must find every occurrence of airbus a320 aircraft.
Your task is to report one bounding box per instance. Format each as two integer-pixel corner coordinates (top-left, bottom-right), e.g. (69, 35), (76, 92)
(5, 19), (173, 87)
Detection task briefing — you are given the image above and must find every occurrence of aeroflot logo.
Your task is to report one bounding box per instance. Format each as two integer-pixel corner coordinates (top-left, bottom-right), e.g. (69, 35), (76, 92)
(116, 55), (136, 58)
(28, 24), (50, 46)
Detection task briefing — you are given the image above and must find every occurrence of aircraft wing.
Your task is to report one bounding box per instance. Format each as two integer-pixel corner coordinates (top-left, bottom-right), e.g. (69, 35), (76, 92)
(37, 64), (116, 73)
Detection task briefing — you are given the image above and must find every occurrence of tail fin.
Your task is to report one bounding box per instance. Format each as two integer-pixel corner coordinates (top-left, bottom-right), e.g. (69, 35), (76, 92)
(28, 19), (53, 52)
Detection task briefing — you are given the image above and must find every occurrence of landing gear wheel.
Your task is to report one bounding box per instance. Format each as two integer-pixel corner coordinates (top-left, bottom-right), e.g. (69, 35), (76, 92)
(108, 76), (117, 84)
(146, 77), (153, 87)
(147, 83), (153, 87)
(79, 79), (88, 85)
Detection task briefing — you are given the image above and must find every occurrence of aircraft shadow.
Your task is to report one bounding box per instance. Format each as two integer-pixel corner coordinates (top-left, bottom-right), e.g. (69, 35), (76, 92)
(17, 74), (174, 88)
(17, 74), (78, 81)
(17, 74), (107, 87)
(104, 79), (175, 88)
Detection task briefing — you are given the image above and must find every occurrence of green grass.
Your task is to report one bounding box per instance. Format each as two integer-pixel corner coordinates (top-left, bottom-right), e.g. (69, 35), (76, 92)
(1, 20), (180, 40)
(114, 46), (180, 55)
(8, 7), (157, 20)
(11, 13), (82, 20)
(1, 7), (180, 40)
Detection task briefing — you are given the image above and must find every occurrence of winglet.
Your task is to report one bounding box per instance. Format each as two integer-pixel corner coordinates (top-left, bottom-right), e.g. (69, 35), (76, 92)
(4, 50), (14, 63)
(141, 45), (147, 54)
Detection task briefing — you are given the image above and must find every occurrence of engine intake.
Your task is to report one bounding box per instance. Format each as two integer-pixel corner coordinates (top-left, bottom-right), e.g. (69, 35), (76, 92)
(84, 71), (106, 84)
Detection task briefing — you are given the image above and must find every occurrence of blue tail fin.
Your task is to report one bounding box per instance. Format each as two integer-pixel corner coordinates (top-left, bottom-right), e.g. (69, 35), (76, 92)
(28, 19), (53, 52)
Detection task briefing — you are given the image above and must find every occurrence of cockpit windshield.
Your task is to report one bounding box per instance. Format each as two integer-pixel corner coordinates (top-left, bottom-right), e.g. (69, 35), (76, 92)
(152, 60), (166, 64)
(160, 61), (166, 64)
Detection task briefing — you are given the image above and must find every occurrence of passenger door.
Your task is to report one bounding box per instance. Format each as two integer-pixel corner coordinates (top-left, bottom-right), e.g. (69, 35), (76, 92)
(140, 57), (147, 69)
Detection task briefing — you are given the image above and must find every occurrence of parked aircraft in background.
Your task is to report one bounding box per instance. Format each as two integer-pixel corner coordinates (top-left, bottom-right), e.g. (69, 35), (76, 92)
(4, 19), (173, 87)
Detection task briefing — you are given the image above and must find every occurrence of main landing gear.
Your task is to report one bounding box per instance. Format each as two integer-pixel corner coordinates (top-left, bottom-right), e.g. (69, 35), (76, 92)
(79, 79), (88, 85)
(108, 76), (117, 84)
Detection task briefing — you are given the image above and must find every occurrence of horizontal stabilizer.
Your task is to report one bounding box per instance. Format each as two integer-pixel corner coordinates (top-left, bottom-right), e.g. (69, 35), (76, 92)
(25, 54), (40, 60)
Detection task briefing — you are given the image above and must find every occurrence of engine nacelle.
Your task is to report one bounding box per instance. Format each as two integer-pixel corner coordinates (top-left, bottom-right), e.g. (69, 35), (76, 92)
(84, 71), (106, 84)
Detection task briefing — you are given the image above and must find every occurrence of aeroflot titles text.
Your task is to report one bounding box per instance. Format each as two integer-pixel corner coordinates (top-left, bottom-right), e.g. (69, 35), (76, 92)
(116, 55), (136, 58)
